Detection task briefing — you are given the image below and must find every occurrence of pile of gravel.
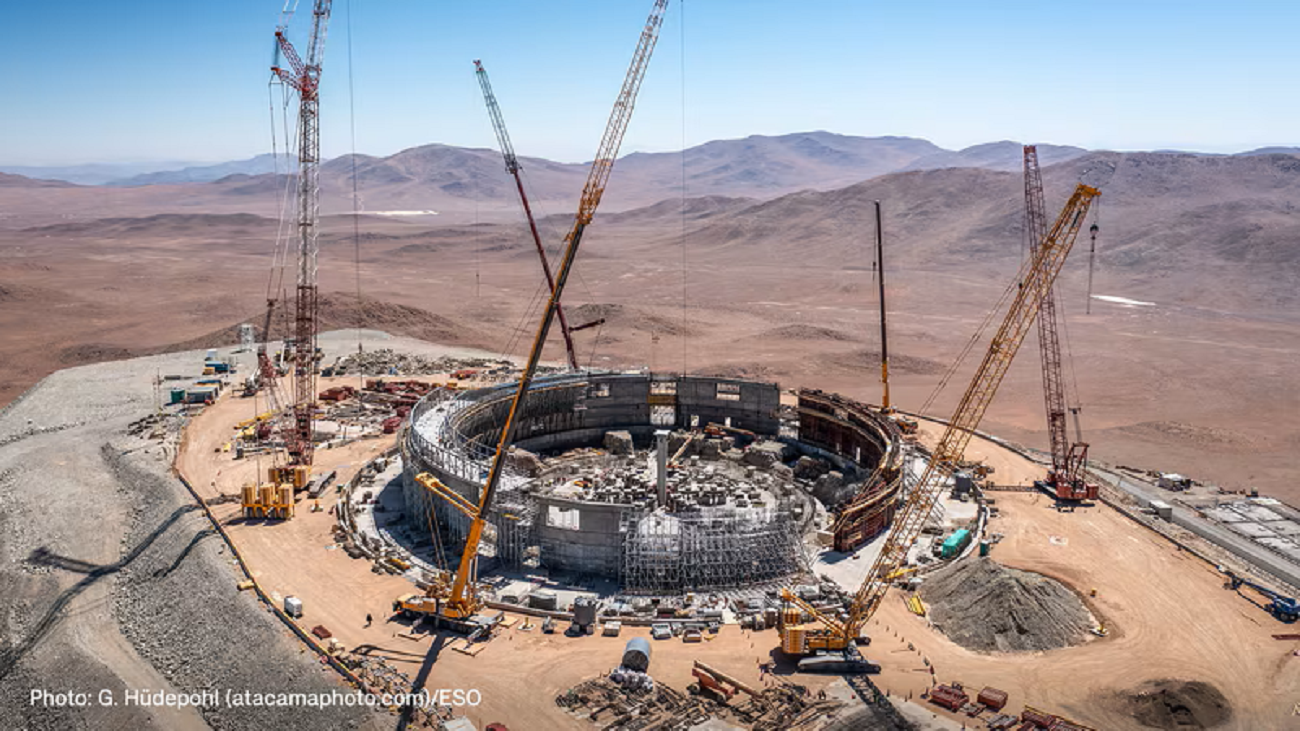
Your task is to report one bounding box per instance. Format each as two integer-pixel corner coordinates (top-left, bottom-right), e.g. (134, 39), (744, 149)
(919, 557), (1094, 653)
(107, 443), (379, 731)
(1111, 679), (1233, 730)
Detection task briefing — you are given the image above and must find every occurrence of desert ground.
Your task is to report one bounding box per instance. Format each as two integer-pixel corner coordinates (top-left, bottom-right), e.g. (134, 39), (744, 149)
(1, 136), (1298, 730)
(151, 333), (1298, 730)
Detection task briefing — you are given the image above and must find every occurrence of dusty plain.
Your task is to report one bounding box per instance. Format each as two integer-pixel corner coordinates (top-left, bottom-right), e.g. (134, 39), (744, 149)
(163, 363), (1300, 730)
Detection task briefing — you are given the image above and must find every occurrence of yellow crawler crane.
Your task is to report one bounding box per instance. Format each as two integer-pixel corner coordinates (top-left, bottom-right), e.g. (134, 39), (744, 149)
(779, 184), (1101, 673)
(391, 0), (671, 633)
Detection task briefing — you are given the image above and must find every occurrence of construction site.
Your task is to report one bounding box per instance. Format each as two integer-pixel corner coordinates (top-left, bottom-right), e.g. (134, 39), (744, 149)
(2, 2), (1300, 731)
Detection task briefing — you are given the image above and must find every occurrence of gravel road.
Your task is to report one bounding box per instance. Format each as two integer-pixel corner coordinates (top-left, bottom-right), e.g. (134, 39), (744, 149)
(0, 334), (395, 730)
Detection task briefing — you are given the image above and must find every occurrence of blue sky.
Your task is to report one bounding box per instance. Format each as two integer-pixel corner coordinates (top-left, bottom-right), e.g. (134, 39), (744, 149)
(0, 0), (1296, 165)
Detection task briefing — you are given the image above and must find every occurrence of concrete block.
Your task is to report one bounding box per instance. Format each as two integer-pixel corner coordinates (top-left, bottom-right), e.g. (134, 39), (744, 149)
(793, 455), (829, 480)
(603, 430), (634, 456)
(812, 471), (846, 504)
(743, 448), (778, 469)
(506, 447), (544, 477)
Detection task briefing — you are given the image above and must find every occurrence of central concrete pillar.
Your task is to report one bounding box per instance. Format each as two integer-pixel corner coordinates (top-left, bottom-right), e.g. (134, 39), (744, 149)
(655, 429), (670, 506)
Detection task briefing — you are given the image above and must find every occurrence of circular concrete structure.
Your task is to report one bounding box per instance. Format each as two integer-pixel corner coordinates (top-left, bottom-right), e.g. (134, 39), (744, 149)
(401, 372), (903, 594)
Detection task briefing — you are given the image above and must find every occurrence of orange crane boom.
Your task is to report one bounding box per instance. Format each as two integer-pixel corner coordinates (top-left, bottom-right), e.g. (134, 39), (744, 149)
(779, 184), (1101, 672)
(395, 0), (671, 628)
(474, 60), (581, 370)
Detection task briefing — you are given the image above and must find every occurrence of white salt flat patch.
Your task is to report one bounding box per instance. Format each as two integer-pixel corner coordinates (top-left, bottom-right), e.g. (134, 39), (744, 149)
(1091, 294), (1155, 307)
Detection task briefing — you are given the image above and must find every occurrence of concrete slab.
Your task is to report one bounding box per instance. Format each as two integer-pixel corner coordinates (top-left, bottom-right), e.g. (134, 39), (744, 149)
(1204, 507), (1246, 523)
(1268, 520), (1300, 537)
(1256, 537), (1300, 563)
(1229, 503), (1286, 523)
(1226, 522), (1277, 539)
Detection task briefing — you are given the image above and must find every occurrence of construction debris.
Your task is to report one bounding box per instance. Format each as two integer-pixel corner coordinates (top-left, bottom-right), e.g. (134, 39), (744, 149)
(556, 673), (847, 731)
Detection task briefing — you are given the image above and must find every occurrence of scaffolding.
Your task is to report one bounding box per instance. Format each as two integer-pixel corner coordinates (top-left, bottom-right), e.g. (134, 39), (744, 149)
(620, 503), (803, 594)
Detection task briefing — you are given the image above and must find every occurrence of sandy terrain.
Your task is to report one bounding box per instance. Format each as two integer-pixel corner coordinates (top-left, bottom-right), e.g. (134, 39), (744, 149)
(4, 149), (1298, 509)
(865, 430), (1300, 730)
(159, 336), (1299, 730)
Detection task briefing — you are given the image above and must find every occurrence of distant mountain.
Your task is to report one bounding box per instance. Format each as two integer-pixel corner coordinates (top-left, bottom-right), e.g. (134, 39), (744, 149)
(609, 132), (945, 197)
(0, 172), (75, 188)
(107, 153), (295, 186)
(645, 150), (1300, 313)
(205, 133), (958, 215)
(1236, 147), (1300, 157)
(0, 161), (199, 185)
(900, 141), (1090, 172)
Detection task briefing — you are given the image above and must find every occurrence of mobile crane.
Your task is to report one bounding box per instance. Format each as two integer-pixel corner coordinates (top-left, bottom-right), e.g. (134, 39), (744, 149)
(393, 0), (671, 630)
(1023, 145), (1097, 502)
(1219, 566), (1299, 623)
(270, 0), (332, 489)
(778, 183), (1101, 672)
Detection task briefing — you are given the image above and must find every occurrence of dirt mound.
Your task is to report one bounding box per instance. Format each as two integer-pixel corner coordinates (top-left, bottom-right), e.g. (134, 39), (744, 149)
(1109, 679), (1233, 729)
(821, 348), (946, 376)
(1108, 420), (1269, 453)
(919, 557), (1094, 652)
(758, 324), (856, 342)
(57, 343), (134, 365)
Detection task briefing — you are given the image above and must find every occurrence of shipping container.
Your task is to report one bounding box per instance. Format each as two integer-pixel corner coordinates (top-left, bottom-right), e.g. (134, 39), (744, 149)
(941, 528), (973, 558)
(928, 684), (968, 712)
(978, 686), (1009, 711)
(185, 387), (217, 404)
(1021, 708), (1057, 727)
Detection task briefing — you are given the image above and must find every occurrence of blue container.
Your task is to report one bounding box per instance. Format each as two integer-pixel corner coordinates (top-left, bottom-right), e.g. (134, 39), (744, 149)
(941, 528), (972, 559)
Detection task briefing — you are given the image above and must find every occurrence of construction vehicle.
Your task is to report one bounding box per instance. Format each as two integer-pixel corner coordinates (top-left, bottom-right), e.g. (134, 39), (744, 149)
(244, 0), (334, 504)
(271, 0), (331, 479)
(1023, 146), (1098, 502)
(778, 184), (1101, 673)
(392, 0), (670, 632)
(1219, 566), (1299, 622)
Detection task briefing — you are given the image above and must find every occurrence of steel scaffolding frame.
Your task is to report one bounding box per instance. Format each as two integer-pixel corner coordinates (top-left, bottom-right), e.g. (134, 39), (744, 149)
(619, 504), (803, 594)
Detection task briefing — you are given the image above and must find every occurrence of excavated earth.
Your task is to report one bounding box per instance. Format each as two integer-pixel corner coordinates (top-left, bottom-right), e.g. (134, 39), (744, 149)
(1104, 679), (1233, 730)
(919, 556), (1094, 653)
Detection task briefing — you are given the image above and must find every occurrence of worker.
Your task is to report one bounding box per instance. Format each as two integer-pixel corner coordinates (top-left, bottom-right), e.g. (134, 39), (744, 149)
(365, 613), (373, 627)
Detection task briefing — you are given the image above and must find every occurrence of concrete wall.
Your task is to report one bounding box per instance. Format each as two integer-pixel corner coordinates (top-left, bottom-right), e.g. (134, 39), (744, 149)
(400, 374), (786, 579)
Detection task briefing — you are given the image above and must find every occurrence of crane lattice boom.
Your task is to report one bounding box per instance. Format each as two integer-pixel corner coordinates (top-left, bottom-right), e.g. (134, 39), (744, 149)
(1025, 146), (1095, 500)
(1024, 146), (1069, 476)
(271, 0), (333, 470)
(779, 185), (1100, 663)
(474, 60), (580, 370)
(576, 0), (668, 226)
(847, 184), (1099, 630)
(404, 0), (670, 624)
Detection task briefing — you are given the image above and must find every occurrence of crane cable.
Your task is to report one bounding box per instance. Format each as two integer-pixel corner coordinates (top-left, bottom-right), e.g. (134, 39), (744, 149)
(919, 251), (1037, 417)
(346, 0), (365, 358)
(679, 0), (689, 376)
